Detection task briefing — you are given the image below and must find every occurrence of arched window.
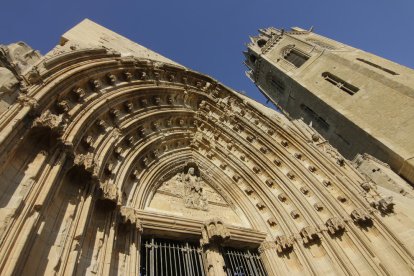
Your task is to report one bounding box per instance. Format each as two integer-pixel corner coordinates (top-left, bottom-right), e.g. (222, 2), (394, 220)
(283, 47), (310, 68)
(257, 39), (267, 48)
(321, 72), (359, 95)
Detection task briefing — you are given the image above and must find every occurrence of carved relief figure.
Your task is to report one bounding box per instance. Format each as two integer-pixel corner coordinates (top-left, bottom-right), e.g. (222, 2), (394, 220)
(183, 167), (208, 211)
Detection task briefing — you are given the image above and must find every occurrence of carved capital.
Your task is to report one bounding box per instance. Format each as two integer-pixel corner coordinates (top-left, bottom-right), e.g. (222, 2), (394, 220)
(119, 206), (142, 231)
(74, 152), (95, 171)
(17, 94), (39, 109)
(201, 218), (230, 246)
(100, 182), (119, 202)
(32, 110), (64, 132)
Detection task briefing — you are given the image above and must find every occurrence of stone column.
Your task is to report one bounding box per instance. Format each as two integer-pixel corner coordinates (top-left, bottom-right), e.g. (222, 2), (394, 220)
(200, 218), (230, 276)
(120, 206), (143, 275)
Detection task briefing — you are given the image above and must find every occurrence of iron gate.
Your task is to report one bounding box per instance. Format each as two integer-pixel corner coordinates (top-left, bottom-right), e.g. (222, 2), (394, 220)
(140, 238), (206, 276)
(223, 248), (267, 276)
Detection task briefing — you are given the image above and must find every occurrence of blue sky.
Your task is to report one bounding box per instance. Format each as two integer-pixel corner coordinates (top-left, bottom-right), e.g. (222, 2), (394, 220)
(1, 0), (413, 106)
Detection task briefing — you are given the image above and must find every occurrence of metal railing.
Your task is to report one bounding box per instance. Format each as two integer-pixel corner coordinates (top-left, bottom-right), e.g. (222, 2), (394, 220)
(140, 238), (206, 276)
(223, 248), (267, 276)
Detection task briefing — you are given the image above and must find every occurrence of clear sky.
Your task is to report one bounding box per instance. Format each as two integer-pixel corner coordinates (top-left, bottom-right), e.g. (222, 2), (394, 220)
(1, 0), (413, 106)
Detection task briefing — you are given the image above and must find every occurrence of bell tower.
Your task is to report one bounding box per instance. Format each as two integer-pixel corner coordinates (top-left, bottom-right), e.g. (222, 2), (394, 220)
(245, 26), (414, 184)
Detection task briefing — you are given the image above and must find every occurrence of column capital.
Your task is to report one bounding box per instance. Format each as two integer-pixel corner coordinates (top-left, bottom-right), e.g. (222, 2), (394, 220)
(200, 218), (230, 246)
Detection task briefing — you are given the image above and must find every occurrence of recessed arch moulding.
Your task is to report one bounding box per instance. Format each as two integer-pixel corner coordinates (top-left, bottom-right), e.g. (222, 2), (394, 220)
(0, 19), (413, 275)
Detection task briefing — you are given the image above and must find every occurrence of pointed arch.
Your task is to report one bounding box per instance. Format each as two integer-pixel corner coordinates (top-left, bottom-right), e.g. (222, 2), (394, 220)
(0, 46), (413, 275)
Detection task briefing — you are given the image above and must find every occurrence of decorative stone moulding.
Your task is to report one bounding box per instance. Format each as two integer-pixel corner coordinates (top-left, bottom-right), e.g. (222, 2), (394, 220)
(336, 157), (345, 166)
(278, 193), (287, 202)
(322, 180), (332, 187)
(106, 73), (117, 84)
(73, 87), (86, 101)
(313, 202), (323, 211)
(281, 140), (289, 147)
(260, 146), (269, 154)
(371, 196), (394, 213)
(351, 209), (372, 224)
(123, 71), (133, 81)
(253, 166), (261, 174)
(258, 241), (276, 253)
(300, 186), (309, 195)
(256, 201), (266, 210)
(267, 217), (277, 227)
(265, 179), (274, 187)
(273, 159), (282, 166)
(274, 235), (294, 253)
(325, 217), (346, 235)
(286, 171), (295, 179)
(100, 182), (119, 203)
(246, 134), (255, 142)
(89, 79), (101, 91)
(300, 226), (320, 245)
(32, 110), (64, 132)
(244, 186), (254, 195)
(294, 152), (302, 159)
(290, 210), (300, 219)
(232, 174), (241, 182)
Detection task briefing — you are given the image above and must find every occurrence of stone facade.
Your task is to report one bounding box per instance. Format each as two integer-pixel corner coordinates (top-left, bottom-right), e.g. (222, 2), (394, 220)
(245, 27), (414, 184)
(0, 19), (413, 275)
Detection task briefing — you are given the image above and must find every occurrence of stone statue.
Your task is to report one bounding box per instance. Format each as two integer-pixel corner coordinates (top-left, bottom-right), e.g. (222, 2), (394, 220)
(182, 167), (208, 211)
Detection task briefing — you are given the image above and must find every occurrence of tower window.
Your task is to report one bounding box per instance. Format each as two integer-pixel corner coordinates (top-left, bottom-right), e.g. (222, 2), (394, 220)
(257, 39), (267, 48)
(356, 58), (399, 75)
(268, 75), (285, 93)
(283, 48), (309, 68)
(249, 54), (257, 64)
(321, 72), (359, 95)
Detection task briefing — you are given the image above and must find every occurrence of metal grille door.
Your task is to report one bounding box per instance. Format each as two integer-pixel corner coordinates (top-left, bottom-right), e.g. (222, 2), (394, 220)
(140, 238), (206, 276)
(223, 248), (267, 276)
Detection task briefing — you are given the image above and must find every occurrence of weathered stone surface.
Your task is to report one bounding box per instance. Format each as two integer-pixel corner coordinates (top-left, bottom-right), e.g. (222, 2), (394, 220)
(0, 20), (413, 276)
